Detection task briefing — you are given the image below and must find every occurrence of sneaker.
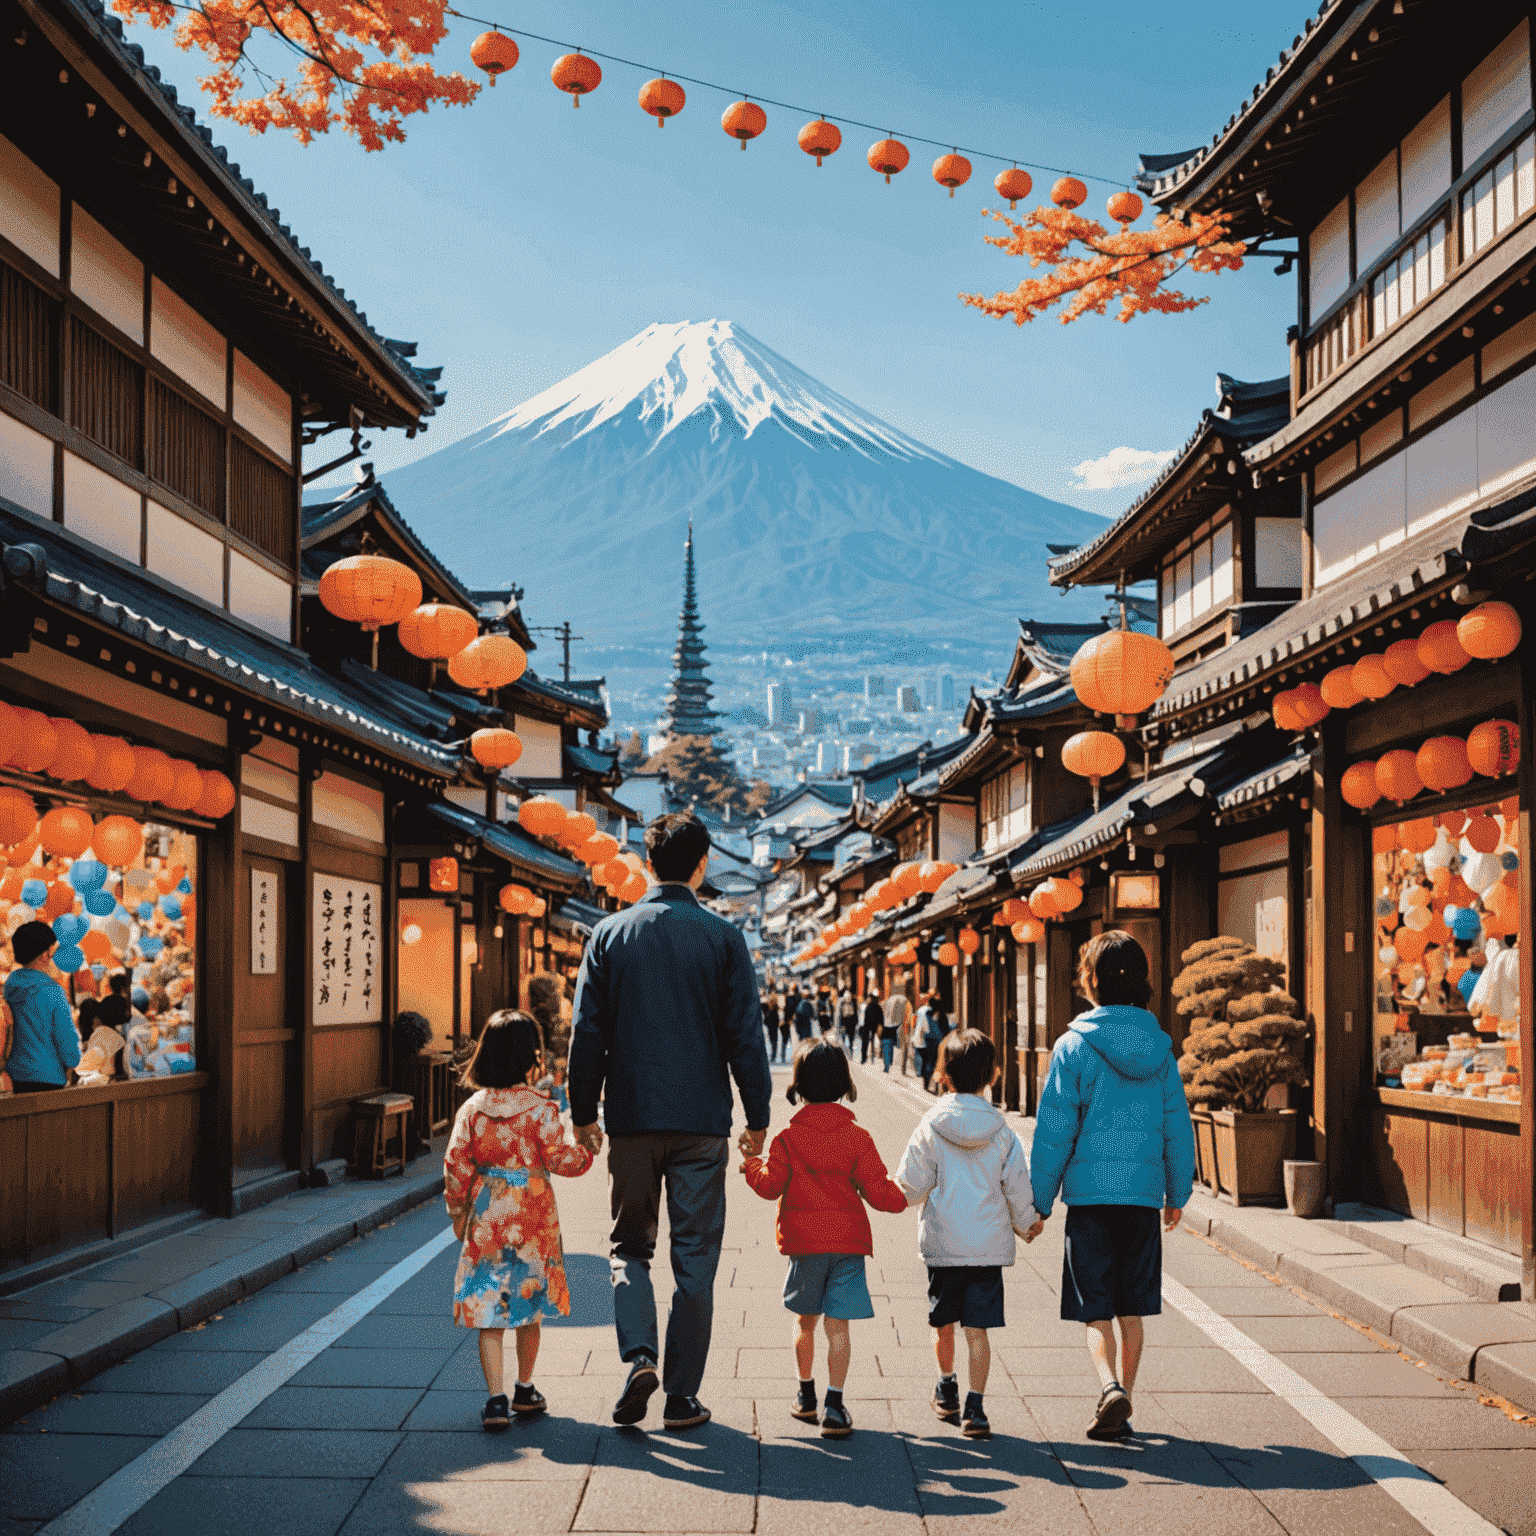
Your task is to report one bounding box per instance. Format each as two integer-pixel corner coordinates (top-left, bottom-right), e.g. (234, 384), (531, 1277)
(511, 1383), (546, 1418)
(961, 1394), (990, 1440)
(612, 1358), (659, 1425)
(1087, 1382), (1132, 1440)
(820, 1400), (853, 1439)
(790, 1381), (820, 1422)
(481, 1393), (510, 1430)
(931, 1377), (961, 1423)
(662, 1394), (712, 1431)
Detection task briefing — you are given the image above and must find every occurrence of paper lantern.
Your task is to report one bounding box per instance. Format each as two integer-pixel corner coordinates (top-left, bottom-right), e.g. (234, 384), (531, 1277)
(850, 902), (873, 929)
(469, 29), (518, 83)
(194, 771), (237, 820)
(398, 603), (478, 662)
(470, 728), (523, 770)
(797, 118), (841, 164)
(53, 911), (88, 945)
(9, 709), (58, 774)
(957, 926), (981, 955)
(868, 879), (896, 911)
(892, 861), (923, 900)
(0, 701), (19, 767)
(528, 897), (546, 919)
(79, 929), (114, 963)
(1463, 814), (1502, 853)
(500, 883), (533, 914)
(1070, 628), (1176, 717)
(1395, 927), (1428, 961)
(1061, 730), (1126, 783)
(0, 787), (37, 847)
(85, 889), (116, 917)
(1467, 720), (1519, 778)
(577, 832), (620, 866)
(597, 857), (629, 890)
(84, 735), (137, 793)
(39, 806), (94, 858)
(1383, 639), (1430, 688)
(1106, 190), (1144, 224)
(1487, 880), (1519, 919)
(1029, 884), (1060, 920)
(53, 942), (84, 973)
(1051, 176), (1087, 208)
(559, 813), (597, 849)
(448, 634), (526, 694)
(936, 941), (960, 967)
(319, 555), (421, 634)
(1049, 876), (1083, 913)
(161, 759), (205, 812)
(932, 151), (972, 196)
(518, 797), (567, 838)
(1417, 620), (1471, 674)
(721, 99), (766, 148)
(1351, 655), (1396, 700)
(640, 76), (686, 126)
(994, 167), (1032, 208)
(919, 860), (959, 893)
(1341, 762), (1381, 810)
(67, 857), (107, 894)
(1376, 750), (1422, 804)
(867, 136), (909, 182)
(428, 857), (459, 893)
(620, 870), (648, 904)
(44, 719), (96, 782)
(93, 816), (143, 866)
(1319, 666), (1364, 709)
(1416, 737), (1473, 793)
(42, 880), (76, 919)
(1457, 600), (1522, 660)
(1403, 883), (1432, 906)
(1462, 849), (1503, 895)
(1011, 916), (1046, 945)
(551, 51), (601, 106)
(1400, 818), (1437, 854)
(126, 748), (173, 804)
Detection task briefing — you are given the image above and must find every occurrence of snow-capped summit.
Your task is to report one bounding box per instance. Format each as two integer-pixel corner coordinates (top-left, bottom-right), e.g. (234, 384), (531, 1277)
(485, 320), (940, 462)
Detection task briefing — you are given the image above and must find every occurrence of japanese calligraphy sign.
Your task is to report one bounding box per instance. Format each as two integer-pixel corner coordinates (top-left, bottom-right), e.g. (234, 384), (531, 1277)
(250, 868), (278, 975)
(311, 873), (382, 1026)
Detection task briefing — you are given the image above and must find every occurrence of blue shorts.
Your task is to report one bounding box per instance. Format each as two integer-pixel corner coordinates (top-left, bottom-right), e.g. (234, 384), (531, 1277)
(1061, 1204), (1163, 1322)
(927, 1265), (1005, 1330)
(783, 1253), (874, 1320)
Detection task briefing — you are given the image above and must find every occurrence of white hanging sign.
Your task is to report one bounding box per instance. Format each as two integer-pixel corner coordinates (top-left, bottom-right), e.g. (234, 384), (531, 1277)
(251, 868), (278, 975)
(312, 874), (382, 1026)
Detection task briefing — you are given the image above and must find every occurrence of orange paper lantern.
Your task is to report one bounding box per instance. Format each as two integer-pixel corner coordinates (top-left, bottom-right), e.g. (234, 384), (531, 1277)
(1051, 176), (1087, 208)
(428, 857), (459, 893)
(319, 555), (421, 632)
(1011, 916), (1046, 945)
(85, 735), (137, 794)
(1029, 884), (1060, 920)
(0, 701), (19, 767)
(1061, 730), (1126, 781)
(527, 897), (546, 919)
(1457, 600), (1522, 660)
(39, 806), (94, 858)
(470, 728), (523, 770)
(1106, 190), (1143, 224)
(469, 30), (518, 82)
(577, 833), (620, 866)
(1341, 761), (1382, 810)
(797, 118), (841, 164)
(721, 99), (767, 148)
(398, 603), (478, 661)
(1417, 620), (1471, 674)
(1319, 667), (1364, 710)
(79, 929), (114, 963)
(994, 167), (1032, 208)
(620, 870), (649, 904)
(1400, 818), (1437, 854)
(448, 634), (526, 695)
(1395, 927), (1428, 963)
(1351, 655), (1396, 700)
(1049, 876), (1084, 913)
(957, 926), (981, 955)
(1463, 814), (1501, 853)
(932, 152), (971, 196)
(0, 788), (38, 847)
(936, 941), (960, 967)
(919, 860), (958, 893)
(1383, 639), (1431, 688)
(44, 720), (96, 782)
(892, 861), (923, 900)
(1467, 720), (1519, 777)
(126, 747), (173, 804)
(500, 883), (533, 914)
(639, 76), (686, 125)
(92, 815), (143, 866)
(161, 759), (205, 812)
(867, 137), (909, 183)
(9, 709), (58, 775)
(194, 771), (237, 820)
(42, 880), (75, 919)
(518, 797), (567, 839)
(1416, 736), (1473, 793)
(551, 51), (601, 105)
(1376, 750), (1423, 804)
(1070, 629), (1175, 717)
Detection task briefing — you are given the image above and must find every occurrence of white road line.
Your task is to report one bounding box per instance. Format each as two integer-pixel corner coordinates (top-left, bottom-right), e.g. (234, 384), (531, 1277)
(1162, 1274), (1500, 1534)
(40, 1223), (459, 1536)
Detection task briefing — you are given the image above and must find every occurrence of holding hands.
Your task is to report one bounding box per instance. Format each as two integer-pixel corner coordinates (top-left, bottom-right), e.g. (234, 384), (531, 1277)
(574, 1122), (604, 1156)
(1022, 1216), (1047, 1244)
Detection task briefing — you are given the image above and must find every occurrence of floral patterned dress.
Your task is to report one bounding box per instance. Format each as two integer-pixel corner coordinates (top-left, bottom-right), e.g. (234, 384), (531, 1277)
(443, 1086), (593, 1329)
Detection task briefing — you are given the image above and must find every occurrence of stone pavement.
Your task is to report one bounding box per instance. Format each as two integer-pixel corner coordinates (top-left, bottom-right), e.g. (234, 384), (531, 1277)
(3, 1057), (1535, 1535)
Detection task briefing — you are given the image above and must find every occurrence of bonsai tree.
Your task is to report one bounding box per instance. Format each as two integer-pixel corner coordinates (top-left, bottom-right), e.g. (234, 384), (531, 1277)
(1173, 936), (1309, 1114)
(529, 973), (568, 1060)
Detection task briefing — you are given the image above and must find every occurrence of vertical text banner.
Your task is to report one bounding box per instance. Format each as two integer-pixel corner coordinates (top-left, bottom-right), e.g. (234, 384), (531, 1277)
(312, 873), (382, 1026)
(251, 868), (278, 975)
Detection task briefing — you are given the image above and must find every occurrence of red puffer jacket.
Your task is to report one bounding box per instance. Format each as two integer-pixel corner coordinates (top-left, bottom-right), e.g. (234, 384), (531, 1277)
(743, 1102), (908, 1255)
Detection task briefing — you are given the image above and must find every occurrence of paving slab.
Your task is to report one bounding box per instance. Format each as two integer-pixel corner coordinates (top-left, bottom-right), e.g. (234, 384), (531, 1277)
(84, 1348), (267, 1396)
(0, 1351), (67, 1423)
(1411, 1449), (1536, 1536)
(1389, 1302), (1536, 1380)
(338, 1476), (585, 1534)
(27, 1297), (178, 1384)
(187, 1428), (403, 1480)
(0, 1431), (159, 1520)
(1231, 1314), (1381, 1353)
(379, 1423), (600, 1480)
(4, 1389), (209, 1437)
(118, 1474), (370, 1536)
(1331, 1395), (1536, 1448)
(1270, 1351), (1460, 1398)
(239, 1386), (426, 1431)
(1277, 1256), (1467, 1333)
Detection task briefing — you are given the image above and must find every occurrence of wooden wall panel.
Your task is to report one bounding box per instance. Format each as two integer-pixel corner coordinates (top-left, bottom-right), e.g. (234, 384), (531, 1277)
(1427, 1117), (1466, 1234)
(233, 854), (293, 1179)
(0, 1118), (28, 1260)
(26, 1103), (111, 1258)
(1465, 1122), (1522, 1254)
(1371, 1109), (1428, 1221)
(115, 1090), (200, 1231)
(313, 1025), (382, 1110)
(233, 1040), (288, 1179)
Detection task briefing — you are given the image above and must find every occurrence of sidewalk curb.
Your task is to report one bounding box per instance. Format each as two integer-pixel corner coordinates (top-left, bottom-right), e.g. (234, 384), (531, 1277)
(0, 1171), (444, 1425)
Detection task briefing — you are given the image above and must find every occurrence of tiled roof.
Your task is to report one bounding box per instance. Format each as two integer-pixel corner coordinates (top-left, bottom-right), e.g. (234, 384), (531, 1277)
(1216, 746), (1312, 813)
(424, 801), (585, 888)
(564, 743), (620, 780)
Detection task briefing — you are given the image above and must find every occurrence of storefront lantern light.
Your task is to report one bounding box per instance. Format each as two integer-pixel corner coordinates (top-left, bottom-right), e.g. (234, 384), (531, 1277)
(318, 554), (423, 670)
(401, 920), (424, 945)
(428, 857), (459, 892)
(0, 787), (38, 846)
(1456, 600), (1522, 660)
(1467, 719), (1519, 777)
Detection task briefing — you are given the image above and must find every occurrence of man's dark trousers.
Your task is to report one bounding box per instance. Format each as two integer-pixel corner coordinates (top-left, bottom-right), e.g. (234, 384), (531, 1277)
(609, 1133), (728, 1398)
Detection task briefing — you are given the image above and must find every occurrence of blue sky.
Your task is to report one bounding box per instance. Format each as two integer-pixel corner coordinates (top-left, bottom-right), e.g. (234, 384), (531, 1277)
(131, 0), (1313, 518)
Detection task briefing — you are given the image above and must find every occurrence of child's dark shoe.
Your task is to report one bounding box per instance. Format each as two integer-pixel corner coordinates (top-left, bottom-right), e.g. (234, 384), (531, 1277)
(790, 1380), (820, 1422)
(931, 1376), (961, 1423)
(612, 1358), (659, 1425)
(511, 1383), (546, 1418)
(662, 1394), (712, 1431)
(481, 1393), (510, 1430)
(819, 1399), (853, 1439)
(961, 1393), (990, 1440)
(1087, 1382), (1132, 1440)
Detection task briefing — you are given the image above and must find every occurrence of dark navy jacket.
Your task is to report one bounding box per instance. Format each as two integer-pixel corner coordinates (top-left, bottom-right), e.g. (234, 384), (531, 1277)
(568, 885), (773, 1138)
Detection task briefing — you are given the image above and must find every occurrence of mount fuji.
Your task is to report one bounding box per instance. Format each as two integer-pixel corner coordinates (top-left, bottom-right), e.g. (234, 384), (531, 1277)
(378, 321), (1107, 649)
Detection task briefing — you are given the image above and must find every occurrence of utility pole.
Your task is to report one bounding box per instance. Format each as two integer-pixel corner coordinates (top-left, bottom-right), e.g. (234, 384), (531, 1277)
(527, 620), (584, 682)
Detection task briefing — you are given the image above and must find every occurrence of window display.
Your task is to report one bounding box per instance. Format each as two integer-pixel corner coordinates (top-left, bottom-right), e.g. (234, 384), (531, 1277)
(1373, 798), (1521, 1104)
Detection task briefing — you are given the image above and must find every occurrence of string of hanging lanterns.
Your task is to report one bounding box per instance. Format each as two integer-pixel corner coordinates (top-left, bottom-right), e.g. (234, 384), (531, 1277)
(449, 10), (1131, 207)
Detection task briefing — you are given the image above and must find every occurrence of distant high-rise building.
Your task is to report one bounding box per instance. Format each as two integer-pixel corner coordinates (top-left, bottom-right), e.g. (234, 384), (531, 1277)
(864, 674), (886, 703)
(923, 677), (938, 707)
(766, 680), (793, 729)
(815, 741), (836, 774)
(798, 708), (823, 736)
(842, 743), (876, 772)
(941, 675), (956, 709)
(897, 685), (922, 712)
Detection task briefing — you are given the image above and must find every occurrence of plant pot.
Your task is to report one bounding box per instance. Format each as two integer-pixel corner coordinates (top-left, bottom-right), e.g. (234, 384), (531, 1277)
(1190, 1110), (1219, 1195)
(1283, 1159), (1326, 1219)
(1209, 1108), (1298, 1207)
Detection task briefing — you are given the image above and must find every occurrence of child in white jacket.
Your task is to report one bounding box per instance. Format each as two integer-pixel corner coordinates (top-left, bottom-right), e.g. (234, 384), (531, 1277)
(895, 1028), (1041, 1440)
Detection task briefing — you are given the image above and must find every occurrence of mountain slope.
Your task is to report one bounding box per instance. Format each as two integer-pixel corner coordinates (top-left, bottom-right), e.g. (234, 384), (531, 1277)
(379, 321), (1106, 646)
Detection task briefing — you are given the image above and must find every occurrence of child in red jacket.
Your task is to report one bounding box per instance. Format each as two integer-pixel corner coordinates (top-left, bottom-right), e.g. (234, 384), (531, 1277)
(741, 1037), (907, 1438)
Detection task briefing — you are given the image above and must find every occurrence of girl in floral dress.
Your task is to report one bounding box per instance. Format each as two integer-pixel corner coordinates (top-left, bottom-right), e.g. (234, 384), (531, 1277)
(444, 1010), (593, 1429)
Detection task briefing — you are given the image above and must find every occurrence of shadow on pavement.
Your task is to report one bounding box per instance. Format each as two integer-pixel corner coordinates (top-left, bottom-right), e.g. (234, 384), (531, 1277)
(1049, 1431), (1376, 1491)
(546, 1252), (614, 1329)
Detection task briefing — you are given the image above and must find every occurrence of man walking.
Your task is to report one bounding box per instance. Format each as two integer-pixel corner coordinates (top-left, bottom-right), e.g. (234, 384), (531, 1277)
(885, 982), (914, 1076)
(570, 813), (773, 1433)
(860, 989), (882, 1065)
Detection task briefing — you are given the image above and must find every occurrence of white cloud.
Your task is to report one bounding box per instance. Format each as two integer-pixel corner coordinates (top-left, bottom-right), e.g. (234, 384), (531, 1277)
(1069, 445), (1178, 492)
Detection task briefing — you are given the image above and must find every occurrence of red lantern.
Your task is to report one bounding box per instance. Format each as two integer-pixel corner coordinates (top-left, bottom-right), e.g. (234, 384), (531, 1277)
(85, 735), (137, 793)
(957, 926), (981, 956)
(470, 729), (523, 770)
(162, 759), (205, 812)
(1417, 620), (1471, 675)
(1341, 761), (1382, 810)
(126, 747), (174, 804)
(1029, 884), (1060, 920)
(1011, 916), (1046, 945)
(528, 897), (546, 919)
(194, 770), (237, 820)
(398, 604), (478, 665)
(551, 51), (601, 106)
(1467, 719), (1519, 777)
(936, 941), (960, 968)
(92, 815), (143, 866)
(1070, 628), (1176, 718)
(639, 77), (685, 126)
(1319, 666), (1364, 709)
(1464, 814), (1501, 852)
(44, 720), (96, 782)
(1049, 876), (1083, 913)
(469, 30), (518, 84)
(0, 787), (37, 847)
(932, 152), (971, 197)
(1400, 818), (1437, 854)
(9, 709), (58, 775)
(867, 137), (909, 183)
(1051, 176), (1087, 208)
(39, 805), (94, 858)
(919, 860), (958, 893)
(429, 857), (459, 893)
(1376, 750), (1423, 805)
(1457, 600), (1522, 660)
(994, 167), (1032, 208)
(500, 883), (533, 914)
(1107, 190), (1143, 224)
(797, 118), (841, 165)
(448, 634), (526, 695)
(721, 100), (767, 149)
(1383, 638), (1431, 688)
(1416, 736), (1473, 792)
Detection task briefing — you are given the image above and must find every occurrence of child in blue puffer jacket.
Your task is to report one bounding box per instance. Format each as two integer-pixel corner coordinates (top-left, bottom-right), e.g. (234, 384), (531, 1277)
(1029, 931), (1194, 1443)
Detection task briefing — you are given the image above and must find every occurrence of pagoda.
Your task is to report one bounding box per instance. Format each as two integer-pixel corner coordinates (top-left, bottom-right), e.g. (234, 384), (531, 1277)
(660, 522), (720, 739)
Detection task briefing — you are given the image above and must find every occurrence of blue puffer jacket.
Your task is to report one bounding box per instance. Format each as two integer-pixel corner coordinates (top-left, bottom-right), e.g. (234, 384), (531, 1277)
(1029, 1005), (1195, 1217)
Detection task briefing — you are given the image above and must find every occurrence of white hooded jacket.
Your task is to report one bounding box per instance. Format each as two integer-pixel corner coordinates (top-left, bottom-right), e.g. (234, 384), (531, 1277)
(895, 1093), (1038, 1267)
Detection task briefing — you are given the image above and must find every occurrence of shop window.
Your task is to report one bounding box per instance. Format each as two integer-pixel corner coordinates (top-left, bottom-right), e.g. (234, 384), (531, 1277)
(1461, 128), (1536, 261)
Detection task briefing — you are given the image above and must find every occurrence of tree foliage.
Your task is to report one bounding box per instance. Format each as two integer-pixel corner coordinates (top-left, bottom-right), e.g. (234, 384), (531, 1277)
(1172, 936), (1309, 1114)
(111, 0), (476, 150)
(642, 735), (772, 822)
(961, 205), (1246, 326)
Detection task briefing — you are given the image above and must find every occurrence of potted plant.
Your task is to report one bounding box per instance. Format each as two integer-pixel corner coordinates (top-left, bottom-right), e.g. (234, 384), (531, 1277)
(1174, 936), (1310, 1206)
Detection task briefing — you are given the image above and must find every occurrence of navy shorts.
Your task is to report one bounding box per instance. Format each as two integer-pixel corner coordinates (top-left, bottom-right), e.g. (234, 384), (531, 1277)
(1060, 1205), (1163, 1322)
(926, 1265), (1005, 1330)
(784, 1253), (874, 1320)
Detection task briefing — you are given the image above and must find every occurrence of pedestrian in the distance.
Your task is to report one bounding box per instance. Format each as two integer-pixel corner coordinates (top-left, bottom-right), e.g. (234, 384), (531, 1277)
(1028, 931), (1195, 1442)
(859, 991), (882, 1065)
(741, 1038), (908, 1439)
(793, 989), (817, 1043)
(443, 1010), (594, 1431)
(569, 812), (773, 1433)
(837, 987), (858, 1052)
(896, 1029), (1041, 1441)
(3, 922), (80, 1093)
(815, 985), (834, 1036)
(917, 992), (952, 1093)
(762, 993), (781, 1064)
(884, 984), (913, 1075)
